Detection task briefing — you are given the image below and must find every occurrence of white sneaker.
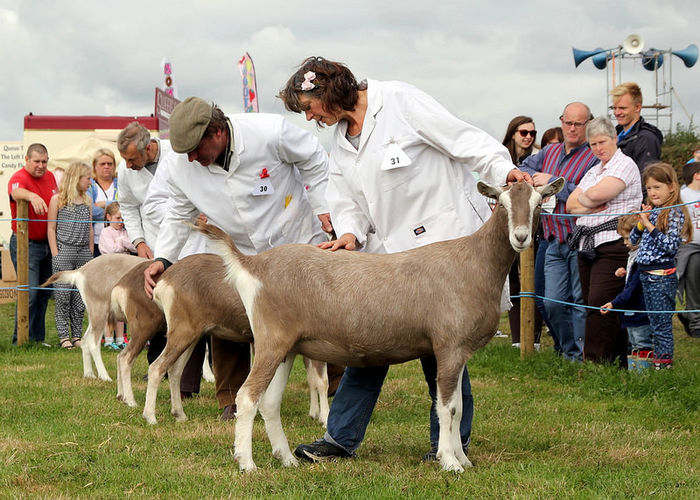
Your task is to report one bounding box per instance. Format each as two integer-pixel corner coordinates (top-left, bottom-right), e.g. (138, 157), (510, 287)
(495, 330), (509, 338)
(512, 343), (520, 348)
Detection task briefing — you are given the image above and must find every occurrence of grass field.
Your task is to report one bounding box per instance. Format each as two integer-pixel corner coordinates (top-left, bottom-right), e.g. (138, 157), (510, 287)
(1, 300), (699, 499)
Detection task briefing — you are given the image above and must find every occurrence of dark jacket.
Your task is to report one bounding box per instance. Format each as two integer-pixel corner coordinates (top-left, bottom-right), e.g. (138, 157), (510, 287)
(616, 117), (663, 173)
(611, 262), (650, 328)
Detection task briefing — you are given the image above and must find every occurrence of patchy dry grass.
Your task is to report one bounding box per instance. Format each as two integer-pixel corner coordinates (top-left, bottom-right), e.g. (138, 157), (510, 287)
(1, 301), (699, 498)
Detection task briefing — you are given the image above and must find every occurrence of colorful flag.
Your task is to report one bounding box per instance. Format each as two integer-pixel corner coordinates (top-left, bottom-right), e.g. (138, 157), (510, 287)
(162, 58), (178, 98)
(238, 53), (259, 113)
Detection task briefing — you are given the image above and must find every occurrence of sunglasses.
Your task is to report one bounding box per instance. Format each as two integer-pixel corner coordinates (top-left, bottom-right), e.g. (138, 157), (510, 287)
(517, 129), (537, 138)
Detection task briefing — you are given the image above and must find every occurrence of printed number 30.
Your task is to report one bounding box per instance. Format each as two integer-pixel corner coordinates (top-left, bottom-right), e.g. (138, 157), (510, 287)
(259, 185), (268, 192)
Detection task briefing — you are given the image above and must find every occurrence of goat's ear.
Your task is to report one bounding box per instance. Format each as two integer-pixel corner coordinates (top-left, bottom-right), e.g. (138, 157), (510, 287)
(477, 181), (503, 200)
(538, 177), (565, 199)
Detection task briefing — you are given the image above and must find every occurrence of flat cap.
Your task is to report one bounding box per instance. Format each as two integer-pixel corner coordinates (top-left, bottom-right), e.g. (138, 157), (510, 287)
(169, 96), (212, 153)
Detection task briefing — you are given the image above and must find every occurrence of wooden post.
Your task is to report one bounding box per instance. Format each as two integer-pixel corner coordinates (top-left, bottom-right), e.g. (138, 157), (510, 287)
(519, 245), (535, 358)
(16, 200), (29, 345)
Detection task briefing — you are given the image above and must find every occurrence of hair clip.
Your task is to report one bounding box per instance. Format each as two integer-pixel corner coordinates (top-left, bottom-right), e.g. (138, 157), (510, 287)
(301, 71), (316, 91)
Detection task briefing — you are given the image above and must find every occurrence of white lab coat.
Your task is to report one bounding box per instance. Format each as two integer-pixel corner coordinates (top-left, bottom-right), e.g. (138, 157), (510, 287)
(142, 152), (207, 258)
(327, 79), (515, 308)
(154, 113), (329, 262)
(116, 138), (172, 250)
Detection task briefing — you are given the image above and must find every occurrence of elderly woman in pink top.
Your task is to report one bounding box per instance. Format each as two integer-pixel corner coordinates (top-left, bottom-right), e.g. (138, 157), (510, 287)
(566, 116), (643, 367)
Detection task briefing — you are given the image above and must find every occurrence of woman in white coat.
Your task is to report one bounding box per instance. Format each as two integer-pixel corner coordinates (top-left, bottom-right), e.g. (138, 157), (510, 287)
(280, 56), (529, 464)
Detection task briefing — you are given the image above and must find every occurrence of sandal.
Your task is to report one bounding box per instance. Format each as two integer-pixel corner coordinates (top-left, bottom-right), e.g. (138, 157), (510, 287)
(71, 338), (82, 348)
(60, 338), (75, 350)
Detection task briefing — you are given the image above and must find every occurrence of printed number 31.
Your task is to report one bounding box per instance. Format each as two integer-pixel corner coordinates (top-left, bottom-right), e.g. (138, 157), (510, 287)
(390, 157), (400, 165)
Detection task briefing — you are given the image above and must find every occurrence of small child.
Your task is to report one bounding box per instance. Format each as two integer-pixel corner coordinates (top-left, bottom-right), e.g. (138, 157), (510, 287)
(629, 163), (692, 369)
(47, 162), (93, 349)
(98, 202), (136, 349)
(600, 215), (652, 366)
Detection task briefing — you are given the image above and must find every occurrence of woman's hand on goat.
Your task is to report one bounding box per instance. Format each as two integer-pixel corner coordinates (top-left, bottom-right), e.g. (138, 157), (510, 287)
(144, 261), (165, 298)
(318, 232), (357, 251)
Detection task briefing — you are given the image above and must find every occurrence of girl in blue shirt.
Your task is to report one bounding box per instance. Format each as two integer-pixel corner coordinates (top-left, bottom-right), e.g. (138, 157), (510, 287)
(630, 163), (692, 369)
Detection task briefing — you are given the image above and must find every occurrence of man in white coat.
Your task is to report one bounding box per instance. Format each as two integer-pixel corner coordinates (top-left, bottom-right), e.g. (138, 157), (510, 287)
(116, 122), (173, 259)
(143, 96), (334, 419)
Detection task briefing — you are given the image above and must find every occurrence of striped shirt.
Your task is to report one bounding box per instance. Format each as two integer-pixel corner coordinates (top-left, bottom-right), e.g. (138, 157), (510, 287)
(521, 142), (599, 242)
(575, 148), (643, 248)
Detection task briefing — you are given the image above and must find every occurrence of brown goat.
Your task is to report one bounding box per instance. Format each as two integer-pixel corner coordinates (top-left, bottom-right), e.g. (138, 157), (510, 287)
(193, 179), (565, 473)
(40, 254), (147, 380)
(111, 253), (331, 427)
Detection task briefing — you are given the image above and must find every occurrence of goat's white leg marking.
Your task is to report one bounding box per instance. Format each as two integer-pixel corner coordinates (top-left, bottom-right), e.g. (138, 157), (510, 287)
(81, 323), (97, 379)
(436, 370), (465, 473)
(168, 343), (196, 423)
(202, 343), (215, 383)
(305, 359), (329, 426)
(142, 354), (168, 425)
(234, 387), (258, 472)
(258, 355), (298, 467)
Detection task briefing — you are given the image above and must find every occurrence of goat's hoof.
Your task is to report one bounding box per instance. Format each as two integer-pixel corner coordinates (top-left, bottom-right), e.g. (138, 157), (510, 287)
(83, 373), (96, 379)
(142, 413), (157, 425)
(99, 375), (113, 382)
(126, 400), (138, 408)
(173, 413), (188, 423)
(440, 457), (464, 473)
(116, 394), (124, 402)
(281, 455), (299, 468)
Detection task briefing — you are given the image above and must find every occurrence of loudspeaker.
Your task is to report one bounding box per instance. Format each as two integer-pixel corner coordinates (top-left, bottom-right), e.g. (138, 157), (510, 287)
(572, 47), (606, 68)
(672, 44), (698, 68)
(642, 50), (664, 71)
(622, 34), (645, 54)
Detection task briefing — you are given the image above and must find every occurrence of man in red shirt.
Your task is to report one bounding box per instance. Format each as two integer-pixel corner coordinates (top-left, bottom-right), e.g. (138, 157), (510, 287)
(8, 143), (57, 344)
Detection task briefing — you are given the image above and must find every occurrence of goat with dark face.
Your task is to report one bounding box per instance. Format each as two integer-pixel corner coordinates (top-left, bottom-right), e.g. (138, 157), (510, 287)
(195, 178), (565, 473)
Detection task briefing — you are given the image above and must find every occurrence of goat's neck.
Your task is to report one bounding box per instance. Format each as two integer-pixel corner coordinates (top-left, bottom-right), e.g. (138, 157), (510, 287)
(468, 206), (517, 274)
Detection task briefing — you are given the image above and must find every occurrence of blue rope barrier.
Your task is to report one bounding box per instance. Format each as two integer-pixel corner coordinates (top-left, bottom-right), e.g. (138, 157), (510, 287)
(514, 292), (698, 314)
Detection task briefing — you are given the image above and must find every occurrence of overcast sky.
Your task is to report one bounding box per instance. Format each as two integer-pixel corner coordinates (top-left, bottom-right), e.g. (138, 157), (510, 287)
(1, 0), (698, 148)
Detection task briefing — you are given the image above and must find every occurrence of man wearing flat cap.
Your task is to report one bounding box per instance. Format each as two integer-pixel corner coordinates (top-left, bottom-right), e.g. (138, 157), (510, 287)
(143, 96), (335, 419)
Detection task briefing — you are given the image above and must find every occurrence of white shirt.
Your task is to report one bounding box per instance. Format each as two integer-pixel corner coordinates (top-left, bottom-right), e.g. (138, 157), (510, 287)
(116, 138), (172, 249)
(154, 113), (329, 262)
(575, 148), (642, 248)
(681, 185), (700, 244)
(327, 79), (515, 254)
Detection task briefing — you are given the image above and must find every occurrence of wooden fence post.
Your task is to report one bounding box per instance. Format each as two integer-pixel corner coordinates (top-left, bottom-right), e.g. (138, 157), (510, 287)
(519, 245), (535, 358)
(16, 200), (29, 345)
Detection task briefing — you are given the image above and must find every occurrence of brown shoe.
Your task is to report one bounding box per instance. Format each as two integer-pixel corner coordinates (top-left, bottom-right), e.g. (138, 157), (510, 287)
(220, 405), (236, 421)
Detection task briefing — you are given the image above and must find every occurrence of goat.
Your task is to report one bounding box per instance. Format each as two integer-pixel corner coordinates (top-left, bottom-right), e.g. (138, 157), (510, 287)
(193, 178), (565, 473)
(40, 254), (147, 381)
(110, 253), (330, 427)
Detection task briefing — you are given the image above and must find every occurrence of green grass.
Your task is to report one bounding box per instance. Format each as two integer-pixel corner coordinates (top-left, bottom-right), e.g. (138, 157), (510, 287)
(1, 300), (699, 499)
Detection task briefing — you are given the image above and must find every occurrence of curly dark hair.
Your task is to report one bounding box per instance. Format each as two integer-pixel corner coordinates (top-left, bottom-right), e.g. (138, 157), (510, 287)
(278, 56), (366, 122)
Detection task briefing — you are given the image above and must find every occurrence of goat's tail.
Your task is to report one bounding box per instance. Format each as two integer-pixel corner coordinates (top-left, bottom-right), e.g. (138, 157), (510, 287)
(192, 221), (245, 260)
(192, 221), (250, 288)
(40, 270), (78, 289)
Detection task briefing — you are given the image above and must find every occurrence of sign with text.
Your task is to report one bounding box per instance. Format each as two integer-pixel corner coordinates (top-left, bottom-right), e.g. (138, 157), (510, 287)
(155, 88), (181, 139)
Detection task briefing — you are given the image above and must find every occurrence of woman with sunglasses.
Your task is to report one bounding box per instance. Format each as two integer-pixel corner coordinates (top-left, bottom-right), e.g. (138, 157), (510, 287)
(501, 117), (547, 348)
(502, 116), (538, 166)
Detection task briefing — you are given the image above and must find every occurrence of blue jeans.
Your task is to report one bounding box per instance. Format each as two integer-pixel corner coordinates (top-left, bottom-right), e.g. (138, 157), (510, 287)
(10, 234), (53, 343)
(543, 240), (586, 361)
(535, 238), (558, 350)
(324, 358), (473, 453)
(627, 324), (653, 351)
(640, 272), (677, 358)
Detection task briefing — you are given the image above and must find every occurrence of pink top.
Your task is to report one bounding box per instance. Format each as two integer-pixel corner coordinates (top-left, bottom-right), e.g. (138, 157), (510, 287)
(99, 226), (137, 254)
(575, 148), (643, 248)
